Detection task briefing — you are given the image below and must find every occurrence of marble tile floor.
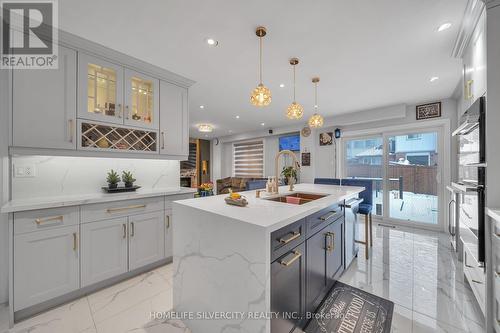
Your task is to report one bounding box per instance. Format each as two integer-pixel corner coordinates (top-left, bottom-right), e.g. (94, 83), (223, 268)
(0, 224), (485, 333)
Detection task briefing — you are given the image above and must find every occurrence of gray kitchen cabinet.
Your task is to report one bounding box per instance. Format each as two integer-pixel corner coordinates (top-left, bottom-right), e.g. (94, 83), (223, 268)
(325, 219), (344, 282)
(159, 81), (189, 158)
(124, 69), (159, 130)
(78, 53), (124, 125)
(12, 45), (77, 149)
(305, 218), (344, 316)
(129, 211), (165, 270)
(14, 225), (80, 310)
(164, 211), (173, 259)
(271, 242), (306, 333)
(81, 217), (128, 287)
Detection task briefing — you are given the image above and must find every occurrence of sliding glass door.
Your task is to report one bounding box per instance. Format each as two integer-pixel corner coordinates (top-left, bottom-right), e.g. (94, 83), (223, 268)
(343, 129), (442, 227)
(387, 131), (439, 224)
(344, 136), (383, 216)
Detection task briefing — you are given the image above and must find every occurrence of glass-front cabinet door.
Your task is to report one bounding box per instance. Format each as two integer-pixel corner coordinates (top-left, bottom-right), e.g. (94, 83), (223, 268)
(78, 53), (124, 125)
(124, 69), (159, 129)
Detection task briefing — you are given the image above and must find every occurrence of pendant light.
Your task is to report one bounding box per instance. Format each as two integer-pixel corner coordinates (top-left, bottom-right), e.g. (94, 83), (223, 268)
(250, 27), (272, 107)
(286, 58), (304, 120)
(308, 77), (324, 128)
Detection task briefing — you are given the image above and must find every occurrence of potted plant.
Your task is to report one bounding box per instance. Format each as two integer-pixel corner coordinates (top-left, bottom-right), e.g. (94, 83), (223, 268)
(281, 166), (298, 185)
(106, 170), (120, 189)
(122, 171), (136, 188)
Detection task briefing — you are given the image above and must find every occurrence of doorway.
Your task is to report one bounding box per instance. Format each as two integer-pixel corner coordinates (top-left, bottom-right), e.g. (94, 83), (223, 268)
(342, 127), (444, 229)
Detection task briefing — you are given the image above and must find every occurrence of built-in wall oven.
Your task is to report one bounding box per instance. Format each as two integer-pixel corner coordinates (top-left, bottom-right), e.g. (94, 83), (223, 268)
(452, 96), (486, 267)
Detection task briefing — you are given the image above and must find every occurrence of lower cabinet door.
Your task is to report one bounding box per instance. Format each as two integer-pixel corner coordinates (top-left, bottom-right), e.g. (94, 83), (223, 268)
(326, 220), (344, 283)
(129, 211), (165, 270)
(14, 225), (80, 310)
(271, 242), (306, 333)
(305, 227), (329, 315)
(81, 217), (128, 287)
(164, 211), (173, 259)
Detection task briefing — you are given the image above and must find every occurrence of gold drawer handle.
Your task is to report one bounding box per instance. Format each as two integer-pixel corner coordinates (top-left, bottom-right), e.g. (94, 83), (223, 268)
(280, 251), (302, 267)
(106, 204), (146, 213)
(35, 215), (64, 225)
(166, 215), (170, 229)
(326, 232), (335, 252)
(130, 222), (135, 237)
(122, 224), (127, 239)
(279, 231), (300, 244)
(465, 263), (475, 268)
(472, 279), (483, 284)
(319, 211), (337, 221)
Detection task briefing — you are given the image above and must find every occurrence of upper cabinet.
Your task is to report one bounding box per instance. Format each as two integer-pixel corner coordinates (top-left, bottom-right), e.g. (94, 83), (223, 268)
(462, 9), (487, 113)
(78, 53), (124, 125)
(9, 31), (193, 160)
(124, 69), (159, 130)
(12, 45), (77, 150)
(159, 81), (189, 157)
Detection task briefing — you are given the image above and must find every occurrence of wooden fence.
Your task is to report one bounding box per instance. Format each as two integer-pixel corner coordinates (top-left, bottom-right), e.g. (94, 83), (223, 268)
(346, 164), (438, 196)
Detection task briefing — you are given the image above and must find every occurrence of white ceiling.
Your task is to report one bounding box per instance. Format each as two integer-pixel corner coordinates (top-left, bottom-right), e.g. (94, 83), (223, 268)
(59, 0), (467, 139)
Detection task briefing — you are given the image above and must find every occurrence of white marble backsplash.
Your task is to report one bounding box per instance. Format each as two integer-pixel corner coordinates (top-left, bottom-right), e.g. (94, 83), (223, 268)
(11, 156), (180, 200)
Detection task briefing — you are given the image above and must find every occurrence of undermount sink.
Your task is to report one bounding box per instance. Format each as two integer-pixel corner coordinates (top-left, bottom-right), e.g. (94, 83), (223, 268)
(265, 192), (327, 205)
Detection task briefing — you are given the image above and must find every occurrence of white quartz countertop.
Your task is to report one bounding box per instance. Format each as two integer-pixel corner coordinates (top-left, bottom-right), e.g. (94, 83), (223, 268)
(487, 208), (500, 222)
(1, 187), (197, 213)
(174, 183), (364, 232)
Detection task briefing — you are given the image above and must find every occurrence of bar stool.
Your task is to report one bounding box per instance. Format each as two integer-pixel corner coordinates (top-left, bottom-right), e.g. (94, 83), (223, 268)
(314, 178), (373, 259)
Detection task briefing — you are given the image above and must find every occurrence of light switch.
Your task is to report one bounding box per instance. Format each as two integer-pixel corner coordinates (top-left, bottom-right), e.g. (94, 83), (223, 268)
(14, 165), (36, 178)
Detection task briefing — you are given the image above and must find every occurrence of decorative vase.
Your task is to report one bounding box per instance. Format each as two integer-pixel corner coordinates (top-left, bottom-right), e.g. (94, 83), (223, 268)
(125, 182), (134, 188)
(108, 183), (118, 189)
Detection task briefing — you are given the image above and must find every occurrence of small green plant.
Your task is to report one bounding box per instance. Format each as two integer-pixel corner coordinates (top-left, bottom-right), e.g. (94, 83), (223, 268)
(122, 171), (136, 187)
(281, 166), (298, 181)
(106, 170), (120, 188)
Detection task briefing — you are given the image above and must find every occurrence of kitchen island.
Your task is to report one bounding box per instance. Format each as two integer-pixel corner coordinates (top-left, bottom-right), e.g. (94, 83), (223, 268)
(172, 183), (364, 333)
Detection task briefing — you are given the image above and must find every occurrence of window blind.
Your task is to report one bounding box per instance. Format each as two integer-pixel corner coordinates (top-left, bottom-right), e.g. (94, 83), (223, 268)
(233, 140), (264, 178)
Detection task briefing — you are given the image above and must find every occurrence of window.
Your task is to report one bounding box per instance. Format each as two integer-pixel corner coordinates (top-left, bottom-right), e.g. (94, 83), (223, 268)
(233, 140), (264, 178)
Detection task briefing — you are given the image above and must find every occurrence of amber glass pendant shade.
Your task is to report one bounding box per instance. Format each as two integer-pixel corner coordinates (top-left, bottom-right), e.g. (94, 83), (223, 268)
(250, 27), (272, 107)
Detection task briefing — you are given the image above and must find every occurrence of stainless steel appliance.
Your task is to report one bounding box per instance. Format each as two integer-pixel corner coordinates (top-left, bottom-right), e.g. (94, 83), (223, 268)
(453, 96), (486, 266)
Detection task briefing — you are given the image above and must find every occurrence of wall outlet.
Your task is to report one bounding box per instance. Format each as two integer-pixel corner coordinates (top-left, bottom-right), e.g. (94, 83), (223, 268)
(14, 165), (36, 178)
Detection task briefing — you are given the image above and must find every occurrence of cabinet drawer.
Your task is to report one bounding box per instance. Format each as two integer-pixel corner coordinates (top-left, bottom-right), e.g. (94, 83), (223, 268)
(14, 207), (79, 235)
(271, 219), (305, 262)
(165, 193), (194, 210)
(81, 197), (164, 223)
(306, 204), (343, 237)
(463, 246), (485, 308)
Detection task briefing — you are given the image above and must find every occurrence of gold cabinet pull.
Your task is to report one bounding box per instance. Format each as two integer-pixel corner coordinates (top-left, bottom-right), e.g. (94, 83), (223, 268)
(68, 119), (74, 143)
(161, 132), (165, 150)
(130, 222), (135, 237)
(35, 215), (64, 225)
(106, 204), (146, 213)
(122, 224), (127, 239)
(465, 79), (474, 100)
(326, 232), (335, 252)
(280, 251), (302, 267)
(471, 279), (483, 284)
(166, 215), (170, 229)
(319, 211), (336, 221)
(279, 231), (300, 244)
(465, 263), (475, 268)
(72, 233), (78, 251)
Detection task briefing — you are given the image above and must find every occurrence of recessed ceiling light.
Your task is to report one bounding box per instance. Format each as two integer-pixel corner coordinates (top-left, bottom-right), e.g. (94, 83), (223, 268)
(199, 105), (205, 109)
(261, 122), (265, 126)
(235, 115), (240, 119)
(206, 38), (218, 46)
(430, 76), (439, 82)
(228, 130), (233, 133)
(438, 23), (452, 32)
(279, 83), (285, 88)
(198, 124), (213, 133)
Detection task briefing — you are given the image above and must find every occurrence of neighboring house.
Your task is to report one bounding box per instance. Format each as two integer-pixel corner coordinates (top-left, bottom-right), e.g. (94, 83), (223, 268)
(348, 133), (437, 166)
